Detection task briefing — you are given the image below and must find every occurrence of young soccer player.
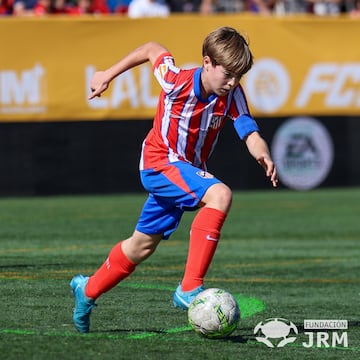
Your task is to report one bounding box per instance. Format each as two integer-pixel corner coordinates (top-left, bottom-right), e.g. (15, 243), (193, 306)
(70, 26), (278, 333)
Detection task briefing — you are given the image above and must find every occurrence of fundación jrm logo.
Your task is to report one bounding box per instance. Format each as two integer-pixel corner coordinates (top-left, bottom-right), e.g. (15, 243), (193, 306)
(254, 318), (348, 348)
(303, 319), (348, 348)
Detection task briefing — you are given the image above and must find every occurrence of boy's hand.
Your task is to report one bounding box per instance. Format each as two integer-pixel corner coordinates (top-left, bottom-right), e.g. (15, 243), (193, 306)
(257, 156), (278, 187)
(88, 71), (110, 100)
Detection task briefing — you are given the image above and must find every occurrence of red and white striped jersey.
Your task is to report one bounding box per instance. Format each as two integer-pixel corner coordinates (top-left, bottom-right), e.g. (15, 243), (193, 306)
(139, 52), (251, 171)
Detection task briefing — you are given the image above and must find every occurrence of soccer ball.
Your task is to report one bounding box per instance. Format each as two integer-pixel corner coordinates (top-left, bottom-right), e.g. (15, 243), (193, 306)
(188, 288), (240, 339)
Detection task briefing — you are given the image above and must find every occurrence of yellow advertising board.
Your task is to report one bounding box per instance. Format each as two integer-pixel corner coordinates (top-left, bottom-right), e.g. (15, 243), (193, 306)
(1, 15), (360, 122)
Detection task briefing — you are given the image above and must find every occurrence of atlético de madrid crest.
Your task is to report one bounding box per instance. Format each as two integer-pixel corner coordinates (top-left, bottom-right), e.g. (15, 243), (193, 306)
(210, 116), (223, 130)
(196, 170), (214, 179)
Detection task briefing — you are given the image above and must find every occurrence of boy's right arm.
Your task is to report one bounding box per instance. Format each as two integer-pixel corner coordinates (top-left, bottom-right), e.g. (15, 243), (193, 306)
(88, 42), (168, 100)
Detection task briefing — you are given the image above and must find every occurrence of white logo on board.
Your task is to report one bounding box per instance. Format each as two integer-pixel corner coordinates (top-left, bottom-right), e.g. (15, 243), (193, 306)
(0, 64), (46, 114)
(244, 58), (290, 113)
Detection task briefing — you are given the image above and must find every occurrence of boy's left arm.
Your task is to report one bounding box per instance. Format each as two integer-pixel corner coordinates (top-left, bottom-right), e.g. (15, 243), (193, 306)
(245, 131), (278, 188)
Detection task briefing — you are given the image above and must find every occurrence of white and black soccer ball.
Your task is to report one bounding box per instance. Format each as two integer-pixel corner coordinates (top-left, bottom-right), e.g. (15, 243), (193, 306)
(188, 288), (240, 338)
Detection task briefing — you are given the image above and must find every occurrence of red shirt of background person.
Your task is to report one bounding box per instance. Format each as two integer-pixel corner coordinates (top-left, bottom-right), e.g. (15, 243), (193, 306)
(33, 0), (51, 15)
(0, 0), (13, 14)
(66, 0), (109, 14)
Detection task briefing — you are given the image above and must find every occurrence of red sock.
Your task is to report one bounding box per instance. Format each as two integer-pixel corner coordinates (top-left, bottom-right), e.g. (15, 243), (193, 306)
(85, 242), (136, 299)
(181, 207), (227, 291)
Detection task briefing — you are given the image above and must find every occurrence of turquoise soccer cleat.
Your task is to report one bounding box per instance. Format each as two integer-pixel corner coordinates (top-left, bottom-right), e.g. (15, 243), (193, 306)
(173, 284), (205, 310)
(70, 275), (96, 333)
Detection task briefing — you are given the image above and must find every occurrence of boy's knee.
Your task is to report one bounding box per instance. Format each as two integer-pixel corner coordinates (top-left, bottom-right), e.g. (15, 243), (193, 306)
(122, 233), (162, 263)
(202, 183), (232, 212)
(215, 183), (232, 203)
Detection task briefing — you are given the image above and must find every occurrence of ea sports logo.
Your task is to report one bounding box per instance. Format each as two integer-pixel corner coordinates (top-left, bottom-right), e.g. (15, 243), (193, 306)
(254, 318), (298, 348)
(271, 117), (334, 190)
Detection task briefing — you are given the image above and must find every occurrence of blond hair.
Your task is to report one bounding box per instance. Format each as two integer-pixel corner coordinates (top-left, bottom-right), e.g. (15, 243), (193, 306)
(202, 26), (253, 78)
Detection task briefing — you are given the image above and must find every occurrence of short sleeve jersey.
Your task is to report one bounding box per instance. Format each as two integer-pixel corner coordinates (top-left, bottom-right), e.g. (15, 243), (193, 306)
(139, 52), (252, 171)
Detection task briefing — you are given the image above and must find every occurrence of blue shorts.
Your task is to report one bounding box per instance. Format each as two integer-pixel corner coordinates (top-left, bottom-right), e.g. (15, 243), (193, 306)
(136, 161), (221, 239)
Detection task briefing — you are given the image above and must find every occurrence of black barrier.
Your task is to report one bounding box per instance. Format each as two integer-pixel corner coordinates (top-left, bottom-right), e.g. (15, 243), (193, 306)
(0, 117), (358, 196)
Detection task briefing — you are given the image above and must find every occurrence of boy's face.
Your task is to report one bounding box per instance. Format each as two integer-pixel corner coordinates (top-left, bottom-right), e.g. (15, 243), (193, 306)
(202, 56), (241, 97)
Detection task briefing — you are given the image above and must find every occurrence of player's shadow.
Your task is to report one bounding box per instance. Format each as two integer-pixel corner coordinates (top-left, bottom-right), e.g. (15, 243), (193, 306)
(222, 334), (249, 343)
(223, 327), (258, 344)
(96, 327), (253, 343)
(98, 328), (167, 333)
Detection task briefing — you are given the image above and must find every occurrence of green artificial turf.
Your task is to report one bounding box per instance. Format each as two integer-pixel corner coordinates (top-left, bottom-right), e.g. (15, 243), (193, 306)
(1, 188), (359, 359)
